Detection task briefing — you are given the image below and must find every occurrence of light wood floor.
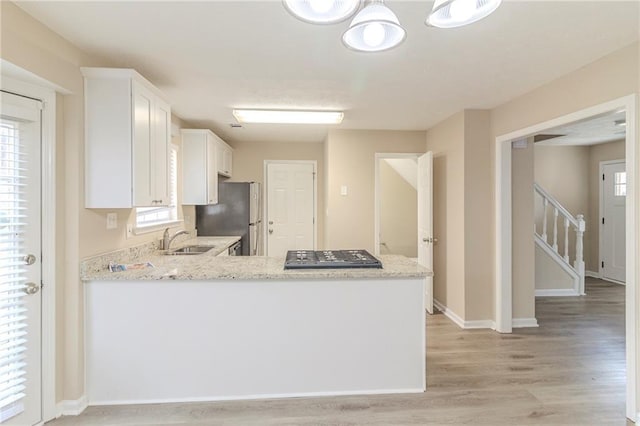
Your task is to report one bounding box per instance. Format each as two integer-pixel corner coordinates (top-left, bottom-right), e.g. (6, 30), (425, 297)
(48, 278), (628, 425)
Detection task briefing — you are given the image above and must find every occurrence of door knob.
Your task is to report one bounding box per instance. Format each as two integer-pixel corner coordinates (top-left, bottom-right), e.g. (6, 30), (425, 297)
(23, 254), (36, 265)
(24, 282), (40, 295)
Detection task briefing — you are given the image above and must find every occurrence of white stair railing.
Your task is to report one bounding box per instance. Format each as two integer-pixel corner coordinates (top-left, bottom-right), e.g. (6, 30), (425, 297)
(534, 183), (586, 295)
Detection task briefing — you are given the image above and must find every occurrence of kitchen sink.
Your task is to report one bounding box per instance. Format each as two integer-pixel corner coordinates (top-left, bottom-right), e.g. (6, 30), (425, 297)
(166, 245), (213, 255)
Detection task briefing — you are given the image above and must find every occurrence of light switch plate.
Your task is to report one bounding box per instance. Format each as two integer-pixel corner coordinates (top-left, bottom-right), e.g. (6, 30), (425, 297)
(126, 224), (133, 239)
(106, 213), (117, 230)
(340, 185), (348, 196)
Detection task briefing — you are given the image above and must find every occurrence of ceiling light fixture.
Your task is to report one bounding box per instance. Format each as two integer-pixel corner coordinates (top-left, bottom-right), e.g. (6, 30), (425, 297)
(426, 0), (502, 28)
(342, 0), (406, 52)
(233, 109), (344, 124)
(283, 0), (361, 24)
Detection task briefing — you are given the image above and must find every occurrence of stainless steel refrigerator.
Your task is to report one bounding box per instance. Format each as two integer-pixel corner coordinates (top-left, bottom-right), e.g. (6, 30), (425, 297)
(195, 182), (262, 256)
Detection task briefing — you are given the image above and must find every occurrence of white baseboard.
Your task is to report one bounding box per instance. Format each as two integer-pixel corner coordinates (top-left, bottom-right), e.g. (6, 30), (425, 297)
(433, 299), (496, 330)
(585, 270), (600, 279)
(512, 318), (539, 328)
(56, 395), (87, 417)
(535, 288), (580, 297)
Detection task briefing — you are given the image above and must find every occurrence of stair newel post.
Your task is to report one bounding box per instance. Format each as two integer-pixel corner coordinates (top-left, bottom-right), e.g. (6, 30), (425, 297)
(552, 208), (559, 252)
(574, 214), (586, 295)
(563, 217), (570, 262)
(542, 198), (548, 242)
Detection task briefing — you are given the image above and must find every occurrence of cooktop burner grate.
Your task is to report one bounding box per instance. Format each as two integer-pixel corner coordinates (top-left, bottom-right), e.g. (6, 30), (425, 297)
(284, 250), (382, 270)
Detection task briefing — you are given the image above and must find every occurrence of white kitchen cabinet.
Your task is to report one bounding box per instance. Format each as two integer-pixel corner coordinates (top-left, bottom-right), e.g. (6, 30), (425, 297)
(215, 137), (233, 178)
(82, 67), (171, 208)
(181, 129), (218, 205)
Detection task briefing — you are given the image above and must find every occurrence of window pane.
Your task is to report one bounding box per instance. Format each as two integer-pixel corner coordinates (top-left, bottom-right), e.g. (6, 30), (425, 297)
(136, 145), (179, 227)
(614, 171), (626, 184)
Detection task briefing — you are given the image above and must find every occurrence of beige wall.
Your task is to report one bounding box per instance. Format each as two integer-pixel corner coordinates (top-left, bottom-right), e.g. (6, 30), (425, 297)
(463, 110), (493, 321)
(324, 130), (426, 253)
(491, 42), (639, 320)
(511, 140), (535, 318)
(588, 140), (626, 272)
(425, 110), (493, 321)
(425, 112), (465, 316)
(229, 140), (325, 249)
(534, 141), (626, 274)
(535, 245), (575, 290)
(534, 145), (590, 269)
(379, 160), (417, 258)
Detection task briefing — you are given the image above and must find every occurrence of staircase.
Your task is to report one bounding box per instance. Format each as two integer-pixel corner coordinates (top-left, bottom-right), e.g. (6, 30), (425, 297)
(534, 183), (586, 295)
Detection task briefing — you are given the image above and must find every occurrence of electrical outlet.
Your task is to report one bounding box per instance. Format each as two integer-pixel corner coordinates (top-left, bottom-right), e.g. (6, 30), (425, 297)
(185, 215), (192, 225)
(126, 224), (134, 239)
(106, 213), (118, 230)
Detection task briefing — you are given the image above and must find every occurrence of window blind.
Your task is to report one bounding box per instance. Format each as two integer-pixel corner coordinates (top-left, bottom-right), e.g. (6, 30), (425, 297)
(0, 120), (28, 422)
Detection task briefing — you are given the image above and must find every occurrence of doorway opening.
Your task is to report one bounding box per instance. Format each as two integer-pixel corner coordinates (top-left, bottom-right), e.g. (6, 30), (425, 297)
(374, 152), (434, 313)
(374, 154), (418, 258)
(495, 94), (637, 420)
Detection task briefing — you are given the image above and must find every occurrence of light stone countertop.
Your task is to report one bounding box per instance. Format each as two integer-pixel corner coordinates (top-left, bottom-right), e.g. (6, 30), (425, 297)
(81, 237), (431, 281)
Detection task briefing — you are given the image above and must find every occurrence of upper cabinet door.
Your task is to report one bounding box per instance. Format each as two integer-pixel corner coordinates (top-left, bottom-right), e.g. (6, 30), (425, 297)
(206, 134), (218, 204)
(132, 80), (154, 207)
(83, 67), (172, 208)
(215, 137), (233, 178)
(182, 129), (218, 205)
(153, 98), (171, 205)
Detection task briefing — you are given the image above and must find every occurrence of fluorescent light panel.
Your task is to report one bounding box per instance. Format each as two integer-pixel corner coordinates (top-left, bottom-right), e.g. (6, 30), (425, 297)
(233, 109), (344, 124)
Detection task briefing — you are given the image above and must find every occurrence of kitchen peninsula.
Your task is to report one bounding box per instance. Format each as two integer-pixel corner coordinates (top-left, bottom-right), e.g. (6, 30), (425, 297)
(82, 237), (431, 406)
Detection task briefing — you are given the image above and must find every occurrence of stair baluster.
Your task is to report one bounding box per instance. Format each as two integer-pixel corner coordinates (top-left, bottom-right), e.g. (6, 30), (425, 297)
(534, 183), (585, 295)
(552, 208), (559, 252)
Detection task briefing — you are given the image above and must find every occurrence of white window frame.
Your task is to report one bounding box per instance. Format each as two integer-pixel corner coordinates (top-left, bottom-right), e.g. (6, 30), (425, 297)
(135, 144), (181, 232)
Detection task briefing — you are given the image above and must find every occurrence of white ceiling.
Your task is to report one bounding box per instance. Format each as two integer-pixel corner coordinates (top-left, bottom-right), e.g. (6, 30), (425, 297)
(15, 1), (639, 144)
(534, 110), (627, 146)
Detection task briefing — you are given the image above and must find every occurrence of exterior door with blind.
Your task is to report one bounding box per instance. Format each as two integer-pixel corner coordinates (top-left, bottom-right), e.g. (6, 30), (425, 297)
(601, 160), (626, 283)
(266, 162), (315, 256)
(0, 90), (42, 425)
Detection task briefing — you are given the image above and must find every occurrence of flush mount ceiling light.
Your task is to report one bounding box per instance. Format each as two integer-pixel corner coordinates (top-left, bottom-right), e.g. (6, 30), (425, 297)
(426, 0), (502, 28)
(233, 109), (344, 124)
(342, 0), (406, 52)
(283, 0), (361, 24)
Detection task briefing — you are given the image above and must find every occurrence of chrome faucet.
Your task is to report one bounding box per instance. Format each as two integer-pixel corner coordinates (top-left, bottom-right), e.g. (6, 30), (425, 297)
(161, 228), (189, 250)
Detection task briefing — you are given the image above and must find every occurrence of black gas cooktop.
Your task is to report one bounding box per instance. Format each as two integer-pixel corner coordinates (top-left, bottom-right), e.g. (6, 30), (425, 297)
(284, 250), (382, 270)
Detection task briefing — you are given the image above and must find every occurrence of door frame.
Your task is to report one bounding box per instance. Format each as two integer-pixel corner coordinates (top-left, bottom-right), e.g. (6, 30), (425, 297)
(599, 159), (626, 284)
(374, 153), (420, 256)
(1, 75), (57, 422)
(263, 160), (318, 255)
(495, 94), (637, 420)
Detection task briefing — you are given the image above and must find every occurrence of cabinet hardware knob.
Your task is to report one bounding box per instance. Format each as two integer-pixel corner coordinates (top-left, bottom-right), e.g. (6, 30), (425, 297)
(23, 254), (37, 265)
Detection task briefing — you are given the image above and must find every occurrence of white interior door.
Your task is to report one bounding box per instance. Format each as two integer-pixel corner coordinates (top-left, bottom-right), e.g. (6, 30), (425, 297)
(266, 162), (315, 256)
(601, 161), (626, 283)
(417, 152), (434, 314)
(0, 91), (42, 425)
